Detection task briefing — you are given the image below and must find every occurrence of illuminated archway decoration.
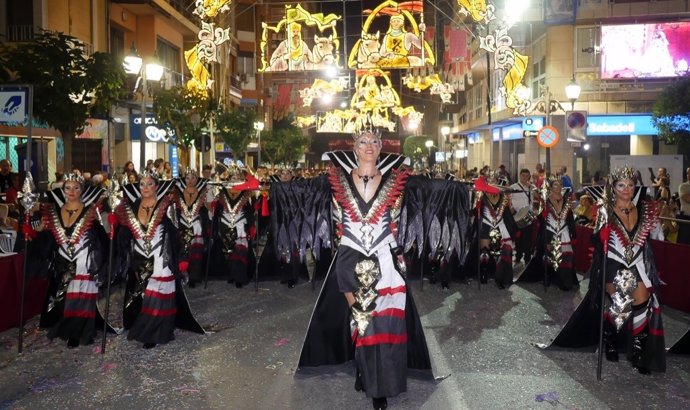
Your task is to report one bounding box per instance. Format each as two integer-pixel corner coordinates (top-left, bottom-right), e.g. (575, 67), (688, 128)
(348, 0), (435, 69)
(299, 78), (349, 107)
(456, 0), (531, 114)
(193, 0), (233, 18)
(258, 5), (342, 72)
(184, 21), (231, 94)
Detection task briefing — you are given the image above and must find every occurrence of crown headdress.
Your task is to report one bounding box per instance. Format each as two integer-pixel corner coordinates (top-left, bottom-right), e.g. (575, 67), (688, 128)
(609, 165), (637, 182)
(63, 172), (85, 185)
(139, 169), (161, 182)
(182, 167), (198, 178)
(352, 114), (382, 140)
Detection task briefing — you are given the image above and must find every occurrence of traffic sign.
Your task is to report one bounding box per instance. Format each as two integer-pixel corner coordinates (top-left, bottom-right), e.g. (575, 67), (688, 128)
(537, 125), (559, 148)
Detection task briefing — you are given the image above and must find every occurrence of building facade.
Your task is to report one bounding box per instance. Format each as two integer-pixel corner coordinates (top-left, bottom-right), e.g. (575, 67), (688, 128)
(453, 0), (689, 187)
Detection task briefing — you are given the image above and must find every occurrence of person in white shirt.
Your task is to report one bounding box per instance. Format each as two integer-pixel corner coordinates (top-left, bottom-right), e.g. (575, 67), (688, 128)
(510, 168), (536, 264)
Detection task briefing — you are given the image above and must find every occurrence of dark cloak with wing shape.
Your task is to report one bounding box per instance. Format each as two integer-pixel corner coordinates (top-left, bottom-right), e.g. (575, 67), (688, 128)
(269, 151), (471, 370)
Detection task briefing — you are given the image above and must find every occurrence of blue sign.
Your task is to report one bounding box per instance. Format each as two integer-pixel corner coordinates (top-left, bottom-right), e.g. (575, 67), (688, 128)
(0, 86), (28, 125)
(522, 116), (545, 131)
(586, 115), (658, 136)
(467, 132), (481, 144)
(492, 123), (525, 141)
(169, 144), (179, 178)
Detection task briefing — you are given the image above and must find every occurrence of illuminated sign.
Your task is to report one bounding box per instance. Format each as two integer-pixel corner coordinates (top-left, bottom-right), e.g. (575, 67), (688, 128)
(130, 115), (171, 142)
(586, 115), (658, 136)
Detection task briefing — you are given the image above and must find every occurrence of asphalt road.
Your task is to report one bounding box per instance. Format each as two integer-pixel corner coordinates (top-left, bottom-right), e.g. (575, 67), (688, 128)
(1, 267), (689, 410)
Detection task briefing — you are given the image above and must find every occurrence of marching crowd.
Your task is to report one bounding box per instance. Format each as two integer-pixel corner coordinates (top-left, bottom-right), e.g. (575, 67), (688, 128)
(2, 143), (690, 409)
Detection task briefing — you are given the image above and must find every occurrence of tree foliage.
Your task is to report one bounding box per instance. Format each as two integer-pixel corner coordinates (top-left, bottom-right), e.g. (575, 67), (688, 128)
(153, 86), (213, 149)
(403, 135), (431, 159)
(0, 31), (125, 136)
(214, 108), (258, 156)
(261, 116), (309, 167)
(652, 77), (690, 144)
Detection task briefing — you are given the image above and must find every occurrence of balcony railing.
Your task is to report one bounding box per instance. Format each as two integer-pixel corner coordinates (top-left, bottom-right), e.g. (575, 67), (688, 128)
(6, 25), (34, 42)
(166, 0), (198, 24)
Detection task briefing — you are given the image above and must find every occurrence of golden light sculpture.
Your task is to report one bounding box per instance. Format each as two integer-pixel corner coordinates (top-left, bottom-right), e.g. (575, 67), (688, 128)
(193, 0), (233, 18)
(294, 68), (424, 133)
(259, 4), (342, 72)
(184, 21), (231, 94)
(351, 69), (400, 119)
(456, 0), (530, 114)
(402, 72), (455, 103)
(299, 78), (349, 107)
(348, 0), (435, 69)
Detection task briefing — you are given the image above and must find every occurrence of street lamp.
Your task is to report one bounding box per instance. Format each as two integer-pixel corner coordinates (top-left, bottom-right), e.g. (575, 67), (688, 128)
(565, 76), (581, 110)
(254, 121), (265, 168)
(124, 45), (163, 172)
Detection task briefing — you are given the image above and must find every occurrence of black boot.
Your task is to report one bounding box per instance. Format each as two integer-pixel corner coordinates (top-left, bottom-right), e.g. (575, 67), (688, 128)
(603, 318), (619, 362)
(372, 397), (387, 410)
(354, 371), (363, 392)
(66, 338), (79, 349)
(479, 248), (490, 284)
(630, 302), (651, 375)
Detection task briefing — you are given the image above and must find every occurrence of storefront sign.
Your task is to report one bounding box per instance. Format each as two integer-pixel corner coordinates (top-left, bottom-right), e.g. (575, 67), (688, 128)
(587, 115), (658, 136)
(130, 114), (170, 142)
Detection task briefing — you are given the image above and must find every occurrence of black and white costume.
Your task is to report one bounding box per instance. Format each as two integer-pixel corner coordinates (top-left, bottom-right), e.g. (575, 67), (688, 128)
(272, 151), (470, 400)
(116, 181), (204, 346)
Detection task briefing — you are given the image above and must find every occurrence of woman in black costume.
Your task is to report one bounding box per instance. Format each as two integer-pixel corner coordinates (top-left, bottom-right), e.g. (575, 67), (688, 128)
(272, 127), (470, 409)
(116, 171), (204, 348)
(173, 168), (210, 288)
(542, 166), (665, 374)
(30, 174), (108, 348)
(518, 177), (577, 290)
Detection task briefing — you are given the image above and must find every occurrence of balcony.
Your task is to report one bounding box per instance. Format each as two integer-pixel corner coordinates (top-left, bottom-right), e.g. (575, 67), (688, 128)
(5, 25), (34, 42)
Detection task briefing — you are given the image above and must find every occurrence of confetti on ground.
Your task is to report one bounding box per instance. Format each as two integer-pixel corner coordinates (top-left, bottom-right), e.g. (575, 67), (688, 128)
(273, 338), (290, 347)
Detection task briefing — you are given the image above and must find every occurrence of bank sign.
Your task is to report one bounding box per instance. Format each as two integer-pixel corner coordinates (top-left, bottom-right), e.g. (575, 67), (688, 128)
(586, 115), (658, 136)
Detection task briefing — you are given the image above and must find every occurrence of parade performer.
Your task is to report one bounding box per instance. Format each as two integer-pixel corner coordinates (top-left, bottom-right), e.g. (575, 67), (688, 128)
(472, 172), (518, 289)
(540, 166), (665, 375)
(518, 177), (578, 291)
(116, 171), (204, 348)
(29, 174), (109, 348)
(174, 168), (210, 288)
(272, 126), (470, 409)
(212, 166), (259, 288)
(509, 168), (537, 265)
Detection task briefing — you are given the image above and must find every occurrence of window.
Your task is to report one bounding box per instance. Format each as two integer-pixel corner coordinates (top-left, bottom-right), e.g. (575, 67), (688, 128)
(6, 0), (34, 41)
(576, 26), (601, 71)
(238, 55), (255, 75)
(531, 36), (546, 100)
(156, 38), (181, 74)
(110, 27), (125, 60)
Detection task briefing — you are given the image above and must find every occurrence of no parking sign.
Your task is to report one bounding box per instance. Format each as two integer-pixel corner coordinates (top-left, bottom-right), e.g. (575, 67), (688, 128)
(536, 125), (559, 148)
